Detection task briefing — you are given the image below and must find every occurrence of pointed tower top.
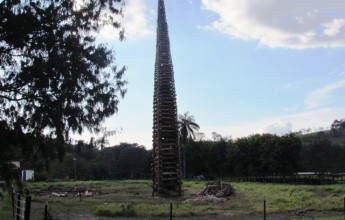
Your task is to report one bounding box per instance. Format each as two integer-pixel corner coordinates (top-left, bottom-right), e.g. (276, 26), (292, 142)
(158, 0), (166, 18)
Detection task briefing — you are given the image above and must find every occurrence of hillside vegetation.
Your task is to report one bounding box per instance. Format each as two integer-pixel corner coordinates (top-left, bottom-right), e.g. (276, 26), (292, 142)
(15, 123), (345, 182)
(302, 129), (345, 146)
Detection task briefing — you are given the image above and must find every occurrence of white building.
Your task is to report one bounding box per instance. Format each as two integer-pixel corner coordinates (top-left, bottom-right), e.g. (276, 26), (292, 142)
(21, 170), (34, 181)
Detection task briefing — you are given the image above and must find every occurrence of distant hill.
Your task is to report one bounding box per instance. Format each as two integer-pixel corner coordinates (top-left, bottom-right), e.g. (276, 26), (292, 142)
(301, 129), (345, 146)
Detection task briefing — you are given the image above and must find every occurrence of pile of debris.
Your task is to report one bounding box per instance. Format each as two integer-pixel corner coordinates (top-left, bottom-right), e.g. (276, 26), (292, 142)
(185, 181), (235, 204)
(32, 186), (108, 197)
(199, 181), (235, 197)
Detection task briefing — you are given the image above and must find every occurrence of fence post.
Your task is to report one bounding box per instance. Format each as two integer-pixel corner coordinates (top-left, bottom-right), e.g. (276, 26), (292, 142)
(24, 196), (31, 220)
(263, 198), (266, 220)
(44, 200), (48, 220)
(11, 189), (15, 217)
(79, 189), (82, 202)
(16, 193), (21, 220)
(170, 203), (173, 220)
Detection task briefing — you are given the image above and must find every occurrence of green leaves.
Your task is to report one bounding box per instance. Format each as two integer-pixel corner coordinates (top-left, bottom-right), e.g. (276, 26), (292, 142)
(178, 111), (200, 142)
(0, 0), (126, 188)
(0, 0), (126, 140)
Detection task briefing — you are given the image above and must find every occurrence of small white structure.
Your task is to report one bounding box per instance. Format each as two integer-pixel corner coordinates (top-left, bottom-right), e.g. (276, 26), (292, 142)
(21, 170), (34, 181)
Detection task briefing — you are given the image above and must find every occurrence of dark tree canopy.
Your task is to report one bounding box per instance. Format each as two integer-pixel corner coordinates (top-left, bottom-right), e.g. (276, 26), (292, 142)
(330, 119), (345, 137)
(0, 0), (127, 190)
(0, 0), (126, 141)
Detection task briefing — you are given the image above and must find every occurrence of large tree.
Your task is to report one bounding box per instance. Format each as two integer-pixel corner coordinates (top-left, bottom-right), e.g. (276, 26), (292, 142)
(0, 0), (126, 190)
(178, 111), (200, 178)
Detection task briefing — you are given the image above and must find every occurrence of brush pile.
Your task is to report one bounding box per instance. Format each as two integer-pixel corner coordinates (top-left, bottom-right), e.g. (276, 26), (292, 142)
(199, 181), (235, 197)
(185, 181), (235, 204)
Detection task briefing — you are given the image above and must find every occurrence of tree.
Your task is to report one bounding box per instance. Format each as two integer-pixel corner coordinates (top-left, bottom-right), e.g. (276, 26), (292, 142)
(0, 0), (126, 190)
(330, 119), (345, 137)
(117, 143), (150, 179)
(301, 139), (336, 174)
(207, 139), (229, 177)
(178, 112), (200, 144)
(227, 134), (302, 177)
(184, 140), (206, 176)
(177, 111), (200, 178)
(94, 127), (122, 150)
(274, 134), (302, 176)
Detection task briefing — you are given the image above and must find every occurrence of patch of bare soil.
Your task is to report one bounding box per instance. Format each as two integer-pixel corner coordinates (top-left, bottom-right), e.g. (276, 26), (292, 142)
(31, 186), (109, 197)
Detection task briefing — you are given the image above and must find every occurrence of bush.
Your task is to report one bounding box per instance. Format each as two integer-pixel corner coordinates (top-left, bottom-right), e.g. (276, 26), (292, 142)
(34, 172), (48, 181)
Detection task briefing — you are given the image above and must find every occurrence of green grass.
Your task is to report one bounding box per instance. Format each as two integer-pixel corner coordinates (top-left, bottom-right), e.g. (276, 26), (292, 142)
(28, 180), (115, 190)
(0, 190), (12, 220)
(232, 182), (345, 213)
(91, 181), (345, 218)
(94, 202), (219, 217)
(2, 180), (345, 219)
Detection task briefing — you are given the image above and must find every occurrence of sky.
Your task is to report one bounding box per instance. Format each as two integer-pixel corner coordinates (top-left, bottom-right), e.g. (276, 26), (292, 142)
(75, 0), (345, 148)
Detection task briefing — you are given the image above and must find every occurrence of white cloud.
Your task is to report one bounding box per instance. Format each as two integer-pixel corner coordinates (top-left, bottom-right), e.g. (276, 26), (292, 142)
(260, 120), (292, 135)
(122, 0), (153, 38)
(98, 0), (153, 40)
(306, 79), (345, 109)
(323, 19), (345, 37)
(201, 0), (345, 49)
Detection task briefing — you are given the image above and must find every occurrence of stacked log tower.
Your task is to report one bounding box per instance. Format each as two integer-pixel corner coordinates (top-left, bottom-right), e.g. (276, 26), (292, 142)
(152, 0), (181, 197)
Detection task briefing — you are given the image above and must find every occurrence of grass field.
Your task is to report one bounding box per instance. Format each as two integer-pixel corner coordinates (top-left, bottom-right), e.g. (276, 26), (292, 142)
(1, 180), (345, 219)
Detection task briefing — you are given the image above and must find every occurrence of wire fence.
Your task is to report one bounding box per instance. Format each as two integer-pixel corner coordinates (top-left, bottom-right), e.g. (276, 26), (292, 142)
(9, 196), (345, 220)
(228, 174), (345, 185)
(12, 192), (31, 220)
(11, 190), (54, 220)
(10, 190), (345, 220)
(167, 200), (345, 220)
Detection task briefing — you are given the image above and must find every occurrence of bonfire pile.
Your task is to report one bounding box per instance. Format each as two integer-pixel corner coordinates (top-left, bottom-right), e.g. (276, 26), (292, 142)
(185, 181), (235, 204)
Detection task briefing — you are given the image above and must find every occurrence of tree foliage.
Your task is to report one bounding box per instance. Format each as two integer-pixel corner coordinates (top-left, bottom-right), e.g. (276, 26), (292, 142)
(16, 132), (345, 182)
(178, 111), (200, 142)
(0, 0), (126, 141)
(0, 0), (126, 191)
(186, 133), (303, 178)
(42, 142), (150, 180)
(178, 111), (200, 178)
(330, 119), (345, 137)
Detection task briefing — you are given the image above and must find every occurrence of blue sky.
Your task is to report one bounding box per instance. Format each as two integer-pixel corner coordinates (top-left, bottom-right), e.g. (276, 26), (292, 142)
(75, 0), (345, 148)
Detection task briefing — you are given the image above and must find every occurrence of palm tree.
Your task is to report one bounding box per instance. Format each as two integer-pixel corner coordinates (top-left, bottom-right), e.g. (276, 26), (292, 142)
(178, 111), (200, 179)
(96, 128), (122, 150)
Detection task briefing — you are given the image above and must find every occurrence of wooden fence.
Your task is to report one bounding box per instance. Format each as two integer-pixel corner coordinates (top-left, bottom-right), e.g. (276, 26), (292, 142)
(12, 192), (31, 220)
(228, 174), (345, 185)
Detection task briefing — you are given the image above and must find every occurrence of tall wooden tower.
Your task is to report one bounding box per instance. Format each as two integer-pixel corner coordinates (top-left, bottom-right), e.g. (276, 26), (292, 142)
(152, 0), (181, 197)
